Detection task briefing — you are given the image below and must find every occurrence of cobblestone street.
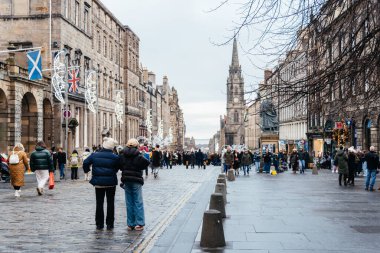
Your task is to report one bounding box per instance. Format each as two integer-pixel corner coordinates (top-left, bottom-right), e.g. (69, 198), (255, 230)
(0, 166), (219, 253)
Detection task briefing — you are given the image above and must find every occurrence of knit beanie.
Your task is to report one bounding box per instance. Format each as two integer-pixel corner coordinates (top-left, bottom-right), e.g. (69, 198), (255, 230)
(102, 137), (117, 150)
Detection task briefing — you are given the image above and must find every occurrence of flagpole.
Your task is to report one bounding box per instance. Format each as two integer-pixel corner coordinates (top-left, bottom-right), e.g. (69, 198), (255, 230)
(65, 57), (69, 160)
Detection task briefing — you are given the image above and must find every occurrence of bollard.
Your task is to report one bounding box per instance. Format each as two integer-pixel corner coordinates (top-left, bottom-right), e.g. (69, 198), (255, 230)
(217, 177), (226, 186)
(218, 173), (226, 179)
(209, 193), (226, 218)
(200, 209), (226, 248)
(227, 169), (235, 181)
(312, 165), (318, 175)
(215, 183), (227, 205)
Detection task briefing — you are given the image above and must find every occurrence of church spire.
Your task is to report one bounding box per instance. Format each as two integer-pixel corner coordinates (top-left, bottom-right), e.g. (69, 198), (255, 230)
(231, 38), (239, 68)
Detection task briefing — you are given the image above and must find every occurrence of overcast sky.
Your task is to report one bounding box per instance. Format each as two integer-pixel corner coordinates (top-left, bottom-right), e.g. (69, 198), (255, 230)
(103, 0), (266, 140)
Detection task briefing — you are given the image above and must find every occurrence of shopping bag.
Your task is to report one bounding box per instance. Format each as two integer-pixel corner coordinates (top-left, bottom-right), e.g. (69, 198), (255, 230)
(49, 172), (55, 190)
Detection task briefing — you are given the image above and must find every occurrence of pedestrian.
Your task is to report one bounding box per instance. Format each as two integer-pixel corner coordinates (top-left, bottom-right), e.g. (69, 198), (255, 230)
(151, 145), (161, 178)
(196, 149), (203, 169)
(241, 149), (251, 176)
(120, 138), (150, 231)
(364, 146), (379, 191)
(290, 149), (299, 174)
(254, 152), (261, 172)
(263, 152), (272, 173)
(57, 147), (67, 180)
(223, 146), (233, 173)
(347, 147), (357, 186)
(83, 137), (120, 230)
(51, 146), (58, 173)
(29, 141), (54, 195)
(70, 150), (80, 180)
(298, 149), (305, 173)
(233, 149), (241, 176)
(190, 149), (196, 169)
(82, 148), (91, 181)
(8, 143), (30, 197)
(334, 146), (348, 186)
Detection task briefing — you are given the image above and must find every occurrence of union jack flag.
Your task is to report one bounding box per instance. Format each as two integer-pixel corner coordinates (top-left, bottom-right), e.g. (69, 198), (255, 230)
(68, 69), (80, 93)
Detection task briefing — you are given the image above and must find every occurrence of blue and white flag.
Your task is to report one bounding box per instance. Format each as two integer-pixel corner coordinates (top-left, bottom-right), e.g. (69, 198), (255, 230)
(27, 50), (42, 80)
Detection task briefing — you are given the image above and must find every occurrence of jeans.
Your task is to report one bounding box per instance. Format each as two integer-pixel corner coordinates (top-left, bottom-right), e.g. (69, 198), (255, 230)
(264, 163), (271, 173)
(224, 164), (231, 173)
(255, 162), (260, 172)
(59, 163), (65, 178)
(242, 165), (249, 175)
(300, 160), (305, 173)
(95, 186), (116, 228)
(366, 170), (377, 190)
(71, 167), (78, 180)
(124, 182), (145, 227)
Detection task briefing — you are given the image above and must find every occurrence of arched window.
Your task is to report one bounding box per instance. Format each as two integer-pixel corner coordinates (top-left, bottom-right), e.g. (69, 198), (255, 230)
(364, 118), (371, 150)
(234, 111), (239, 123)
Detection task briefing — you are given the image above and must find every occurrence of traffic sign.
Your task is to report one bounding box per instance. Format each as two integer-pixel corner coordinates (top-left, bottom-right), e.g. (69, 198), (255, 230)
(63, 110), (71, 118)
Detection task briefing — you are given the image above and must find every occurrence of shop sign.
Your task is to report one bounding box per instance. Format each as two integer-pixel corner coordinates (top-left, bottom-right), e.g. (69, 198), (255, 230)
(335, 122), (343, 129)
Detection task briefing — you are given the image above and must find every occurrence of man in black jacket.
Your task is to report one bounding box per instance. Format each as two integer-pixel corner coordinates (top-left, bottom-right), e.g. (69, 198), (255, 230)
(151, 145), (161, 178)
(30, 141), (54, 195)
(365, 146), (379, 191)
(120, 138), (150, 231)
(57, 147), (66, 180)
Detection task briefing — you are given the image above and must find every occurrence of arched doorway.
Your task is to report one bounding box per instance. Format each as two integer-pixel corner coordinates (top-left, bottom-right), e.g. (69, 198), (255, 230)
(0, 89), (8, 151)
(363, 118), (371, 151)
(43, 98), (53, 149)
(21, 93), (38, 153)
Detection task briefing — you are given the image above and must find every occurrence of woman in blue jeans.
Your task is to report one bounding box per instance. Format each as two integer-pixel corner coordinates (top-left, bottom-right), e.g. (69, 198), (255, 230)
(120, 139), (150, 231)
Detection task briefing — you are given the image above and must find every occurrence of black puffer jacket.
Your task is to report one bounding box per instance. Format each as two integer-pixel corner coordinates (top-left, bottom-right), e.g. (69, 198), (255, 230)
(30, 146), (54, 172)
(365, 151), (379, 171)
(120, 147), (150, 185)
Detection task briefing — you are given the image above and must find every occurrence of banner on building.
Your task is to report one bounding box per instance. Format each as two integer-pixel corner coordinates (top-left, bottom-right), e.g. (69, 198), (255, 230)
(27, 50), (42, 80)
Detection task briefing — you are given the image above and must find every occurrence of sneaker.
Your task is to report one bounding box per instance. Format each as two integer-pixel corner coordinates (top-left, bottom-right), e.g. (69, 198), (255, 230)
(36, 188), (42, 196)
(365, 187), (369, 191)
(370, 188), (376, 192)
(15, 190), (20, 197)
(135, 225), (144, 231)
(106, 225), (114, 230)
(96, 226), (104, 230)
(127, 226), (134, 231)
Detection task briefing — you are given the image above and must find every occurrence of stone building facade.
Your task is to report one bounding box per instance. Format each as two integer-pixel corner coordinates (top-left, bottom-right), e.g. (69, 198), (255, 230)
(0, 0), (186, 153)
(244, 99), (261, 150)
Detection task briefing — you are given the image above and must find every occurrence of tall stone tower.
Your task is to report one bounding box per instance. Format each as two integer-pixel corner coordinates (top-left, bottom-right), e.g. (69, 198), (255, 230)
(225, 38), (245, 145)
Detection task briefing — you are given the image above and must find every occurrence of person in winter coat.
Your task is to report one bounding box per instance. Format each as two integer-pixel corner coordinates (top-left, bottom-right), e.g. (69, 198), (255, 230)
(290, 149), (299, 174)
(334, 146), (348, 186)
(190, 150), (196, 169)
(347, 147), (357, 186)
(82, 148), (91, 181)
(83, 137), (120, 230)
(120, 139), (150, 231)
(8, 143), (30, 197)
(196, 149), (203, 169)
(223, 146), (234, 173)
(51, 146), (58, 172)
(364, 146), (379, 191)
(29, 141), (54, 195)
(70, 150), (80, 180)
(151, 145), (161, 178)
(263, 152), (272, 173)
(241, 149), (251, 175)
(254, 152), (261, 172)
(232, 150), (241, 176)
(57, 147), (67, 180)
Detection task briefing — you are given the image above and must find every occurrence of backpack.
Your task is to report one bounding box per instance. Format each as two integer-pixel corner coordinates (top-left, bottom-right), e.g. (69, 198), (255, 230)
(71, 155), (79, 166)
(9, 149), (20, 165)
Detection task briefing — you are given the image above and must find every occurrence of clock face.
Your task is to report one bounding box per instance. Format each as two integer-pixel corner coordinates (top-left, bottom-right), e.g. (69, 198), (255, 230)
(233, 97), (239, 103)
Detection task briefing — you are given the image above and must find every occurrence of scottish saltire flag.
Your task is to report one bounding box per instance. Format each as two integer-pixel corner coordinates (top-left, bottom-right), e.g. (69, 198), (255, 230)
(68, 69), (80, 93)
(27, 50), (42, 80)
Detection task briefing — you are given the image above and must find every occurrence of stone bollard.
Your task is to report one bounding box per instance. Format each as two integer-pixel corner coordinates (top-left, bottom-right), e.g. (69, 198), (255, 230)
(218, 173), (226, 179)
(227, 169), (235, 181)
(200, 209), (226, 248)
(215, 183), (227, 205)
(217, 177), (227, 186)
(312, 165), (318, 175)
(209, 193), (226, 218)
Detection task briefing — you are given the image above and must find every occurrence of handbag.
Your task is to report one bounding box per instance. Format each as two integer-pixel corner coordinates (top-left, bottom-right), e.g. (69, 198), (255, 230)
(49, 172), (55, 190)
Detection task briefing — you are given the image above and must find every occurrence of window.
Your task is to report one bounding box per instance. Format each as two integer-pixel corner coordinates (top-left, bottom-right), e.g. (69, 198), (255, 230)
(103, 113), (107, 128)
(84, 7), (89, 33)
(234, 111), (239, 123)
(97, 31), (101, 53)
(104, 36), (107, 57)
(75, 1), (80, 26)
(110, 40), (113, 61)
(64, 0), (69, 18)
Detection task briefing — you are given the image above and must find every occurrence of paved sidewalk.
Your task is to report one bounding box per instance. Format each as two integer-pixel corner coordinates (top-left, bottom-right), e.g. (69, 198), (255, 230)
(189, 169), (380, 253)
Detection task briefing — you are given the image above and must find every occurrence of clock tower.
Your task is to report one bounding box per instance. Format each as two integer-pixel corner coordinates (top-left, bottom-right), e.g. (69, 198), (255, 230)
(225, 38), (245, 146)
